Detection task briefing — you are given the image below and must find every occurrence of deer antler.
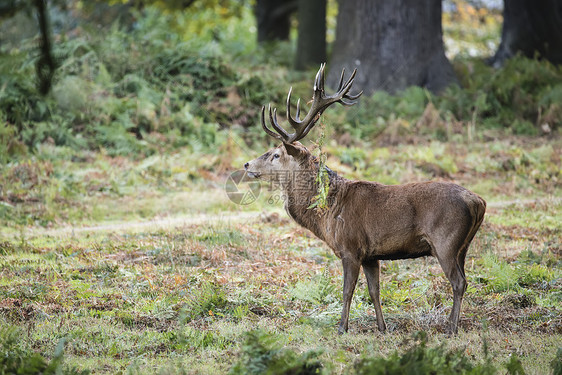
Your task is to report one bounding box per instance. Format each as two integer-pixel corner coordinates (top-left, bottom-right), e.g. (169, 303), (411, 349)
(261, 63), (362, 144)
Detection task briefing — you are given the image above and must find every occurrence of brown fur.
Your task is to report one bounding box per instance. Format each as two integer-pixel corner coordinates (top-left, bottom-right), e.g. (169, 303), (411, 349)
(245, 141), (486, 334)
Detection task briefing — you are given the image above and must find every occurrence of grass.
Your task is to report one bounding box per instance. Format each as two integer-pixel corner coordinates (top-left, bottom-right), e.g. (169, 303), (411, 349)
(0, 168), (560, 373)
(1, 130), (560, 375)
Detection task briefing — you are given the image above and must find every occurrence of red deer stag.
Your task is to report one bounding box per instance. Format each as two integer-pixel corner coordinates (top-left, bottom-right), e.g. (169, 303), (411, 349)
(244, 64), (486, 334)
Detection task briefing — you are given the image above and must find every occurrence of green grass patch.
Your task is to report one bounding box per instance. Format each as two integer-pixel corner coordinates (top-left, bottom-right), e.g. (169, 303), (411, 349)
(0, 326), (89, 375)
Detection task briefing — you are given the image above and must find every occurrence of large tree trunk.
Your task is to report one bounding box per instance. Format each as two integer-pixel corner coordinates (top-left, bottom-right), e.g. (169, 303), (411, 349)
(491, 0), (562, 67)
(294, 0), (327, 70)
(328, 0), (456, 94)
(256, 0), (297, 43)
(35, 0), (55, 95)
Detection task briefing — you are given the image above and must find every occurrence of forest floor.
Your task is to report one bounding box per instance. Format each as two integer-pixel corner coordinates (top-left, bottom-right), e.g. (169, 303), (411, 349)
(1, 134), (561, 374)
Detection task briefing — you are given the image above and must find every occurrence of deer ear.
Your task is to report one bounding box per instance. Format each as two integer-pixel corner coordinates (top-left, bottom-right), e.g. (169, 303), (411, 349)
(283, 142), (303, 158)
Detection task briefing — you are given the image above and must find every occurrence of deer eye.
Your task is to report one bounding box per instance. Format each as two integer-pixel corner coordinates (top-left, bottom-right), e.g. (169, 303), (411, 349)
(273, 154), (280, 159)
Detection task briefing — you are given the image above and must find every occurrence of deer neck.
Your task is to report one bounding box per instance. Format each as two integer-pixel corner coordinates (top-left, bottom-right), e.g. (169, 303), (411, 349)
(282, 163), (344, 241)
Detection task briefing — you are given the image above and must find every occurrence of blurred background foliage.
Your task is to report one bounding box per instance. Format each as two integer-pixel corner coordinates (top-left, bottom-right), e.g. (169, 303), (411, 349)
(0, 0), (560, 164)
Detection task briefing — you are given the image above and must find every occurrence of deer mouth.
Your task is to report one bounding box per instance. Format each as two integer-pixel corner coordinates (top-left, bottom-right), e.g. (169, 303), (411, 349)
(246, 171), (261, 179)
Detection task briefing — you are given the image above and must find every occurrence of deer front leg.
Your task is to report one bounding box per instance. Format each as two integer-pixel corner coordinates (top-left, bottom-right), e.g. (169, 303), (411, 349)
(363, 260), (386, 332)
(338, 256), (361, 334)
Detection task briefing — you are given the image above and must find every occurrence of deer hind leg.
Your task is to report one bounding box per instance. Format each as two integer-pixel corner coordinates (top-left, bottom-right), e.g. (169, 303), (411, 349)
(434, 238), (468, 335)
(338, 256), (361, 334)
(437, 205), (485, 334)
(437, 250), (467, 334)
(446, 260), (466, 335)
(363, 260), (386, 332)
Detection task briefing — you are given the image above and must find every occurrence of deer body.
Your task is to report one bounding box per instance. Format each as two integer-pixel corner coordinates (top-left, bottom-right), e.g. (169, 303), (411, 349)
(245, 65), (486, 334)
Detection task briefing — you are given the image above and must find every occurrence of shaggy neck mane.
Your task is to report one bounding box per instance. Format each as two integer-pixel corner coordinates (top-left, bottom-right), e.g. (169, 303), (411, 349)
(282, 158), (347, 241)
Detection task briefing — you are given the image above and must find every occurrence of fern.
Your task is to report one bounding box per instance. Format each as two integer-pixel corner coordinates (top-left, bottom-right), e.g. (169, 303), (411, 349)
(229, 330), (325, 375)
(315, 268), (337, 305)
(353, 331), (524, 375)
(308, 122), (330, 211)
(180, 281), (228, 322)
(290, 268), (337, 306)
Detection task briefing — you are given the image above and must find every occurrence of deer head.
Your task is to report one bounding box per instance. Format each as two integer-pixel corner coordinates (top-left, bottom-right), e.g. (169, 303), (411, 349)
(244, 63), (362, 185)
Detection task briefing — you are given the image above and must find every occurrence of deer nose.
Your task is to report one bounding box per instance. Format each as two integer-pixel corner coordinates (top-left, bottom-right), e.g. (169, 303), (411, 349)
(244, 162), (249, 169)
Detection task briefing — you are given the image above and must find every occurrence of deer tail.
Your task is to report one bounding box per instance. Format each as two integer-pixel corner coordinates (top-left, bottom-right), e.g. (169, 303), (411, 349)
(457, 194), (487, 278)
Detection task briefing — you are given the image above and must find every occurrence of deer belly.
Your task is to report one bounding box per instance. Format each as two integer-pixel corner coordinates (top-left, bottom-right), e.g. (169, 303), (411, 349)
(370, 234), (433, 260)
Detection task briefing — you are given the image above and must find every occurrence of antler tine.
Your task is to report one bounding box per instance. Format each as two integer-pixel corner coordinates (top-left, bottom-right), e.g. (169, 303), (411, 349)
(332, 68), (357, 98)
(340, 93), (363, 106)
(285, 88), (305, 141)
(333, 69), (362, 105)
(313, 62), (326, 93)
(345, 90), (363, 101)
(340, 88), (364, 106)
(269, 105), (290, 140)
(285, 87), (296, 130)
(336, 67), (346, 91)
(286, 86), (293, 115)
(261, 106), (283, 140)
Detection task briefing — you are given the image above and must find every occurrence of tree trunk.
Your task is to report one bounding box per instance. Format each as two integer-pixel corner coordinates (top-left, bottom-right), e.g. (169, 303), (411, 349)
(294, 0), (327, 70)
(35, 0), (55, 95)
(256, 0), (297, 43)
(491, 0), (562, 67)
(328, 0), (456, 94)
